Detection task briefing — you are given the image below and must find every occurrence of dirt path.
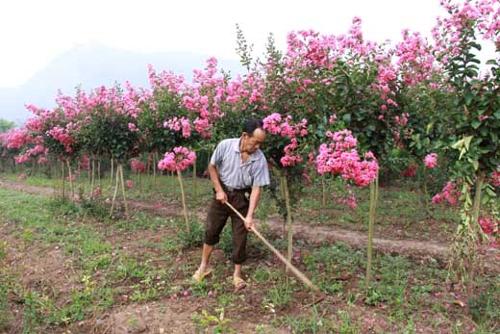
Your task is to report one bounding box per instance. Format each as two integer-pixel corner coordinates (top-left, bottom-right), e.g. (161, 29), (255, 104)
(1, 177), (498, 273)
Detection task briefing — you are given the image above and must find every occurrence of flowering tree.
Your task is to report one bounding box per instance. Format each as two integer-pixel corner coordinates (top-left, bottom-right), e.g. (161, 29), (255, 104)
(157, 146), (196, 231)
(76, 84), (143, 216)
(315, 129), (379, 287)
(427, 0), (499, 288)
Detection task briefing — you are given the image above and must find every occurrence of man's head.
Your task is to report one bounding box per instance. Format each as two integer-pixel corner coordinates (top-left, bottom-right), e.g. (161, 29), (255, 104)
(240, 118), (266, 154)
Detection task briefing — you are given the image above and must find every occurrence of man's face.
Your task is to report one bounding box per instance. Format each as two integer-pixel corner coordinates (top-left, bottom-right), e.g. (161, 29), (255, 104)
(242, 128), (266, 154)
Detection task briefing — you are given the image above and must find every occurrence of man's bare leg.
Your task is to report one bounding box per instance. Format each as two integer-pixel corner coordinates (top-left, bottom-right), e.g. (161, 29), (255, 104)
(233, 264), (242, 278)
(197, 243), (214, 273)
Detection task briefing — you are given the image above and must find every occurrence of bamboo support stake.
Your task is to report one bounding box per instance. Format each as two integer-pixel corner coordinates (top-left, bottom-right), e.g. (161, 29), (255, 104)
(110, 158), (114, 183)
(283, 176), (293, 273)
(119, 165), (129, 218)
(66, 159), (74, 199)
(110, 162), (120, 217)
(177, 169), (190, 231)
(61, 161), (65, 199)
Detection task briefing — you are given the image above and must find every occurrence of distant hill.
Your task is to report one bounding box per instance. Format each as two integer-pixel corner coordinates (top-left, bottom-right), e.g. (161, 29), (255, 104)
(0, 44), (243, 124)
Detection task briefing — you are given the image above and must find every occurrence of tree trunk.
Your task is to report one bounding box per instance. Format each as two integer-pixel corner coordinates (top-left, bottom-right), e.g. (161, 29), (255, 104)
(61, 161), (66, 199)
(110, 158), (114, 183)
(177, 169), (190, 232)
(365, 174), (378, 291)
(467, 172), (484, 294)
(110, 161), (120, 217)
(282, 175), (293, 273)
(119, 165), (129, 218)
(66, 159), (74, 200)
(193, 159), (197, 199)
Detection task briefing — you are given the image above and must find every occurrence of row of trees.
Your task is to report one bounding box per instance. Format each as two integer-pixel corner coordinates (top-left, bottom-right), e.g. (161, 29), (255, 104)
(1, 0), (498, 290)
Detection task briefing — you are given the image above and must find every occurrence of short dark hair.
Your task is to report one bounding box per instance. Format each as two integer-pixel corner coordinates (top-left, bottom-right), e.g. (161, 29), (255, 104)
(243, 118), (264, 136)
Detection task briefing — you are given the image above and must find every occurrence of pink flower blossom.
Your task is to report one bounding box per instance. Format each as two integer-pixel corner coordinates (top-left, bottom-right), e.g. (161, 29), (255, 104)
(424, 153), (438, 169)
(432, 181), (459, 206)
(126, 180), (134, 189)
(478, 216), (497, 235)
(5, 128), (29, 150)
(491, 170), (500, 187)
(316, 129), (378, 187)
(328, 114), (337, 124)
(80, 155), (90, 171)
(130, 159), (146, 173)
(128, 123), (138, 132)
(157, 146), (196, 172)
(164, 117), (192, 138)
(47, 126), (74, 153)
(280, 139), (303, 167)
(402, 164), (418, 177)
(92, 186), (101, 198)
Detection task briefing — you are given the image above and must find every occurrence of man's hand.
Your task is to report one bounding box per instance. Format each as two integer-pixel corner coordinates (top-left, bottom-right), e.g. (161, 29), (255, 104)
(244, 215), (255, 231)
(215, 190), (227, 203)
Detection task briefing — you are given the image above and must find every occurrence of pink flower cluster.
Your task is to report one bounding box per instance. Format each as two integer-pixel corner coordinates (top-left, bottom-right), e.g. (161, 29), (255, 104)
(396, 29), (437, 86)
(432, 181), (459, 206)
(157, 146), (196, 172)
(80, 155), (90, 171)
(130, 159), (146, 173)
(262, 113), (308, 138)
(284, 18), (378, 70)
(4, 128), (29, 150)
(163, 117), (192, 138)
(128, 123), (139, 132)
(402, 164), (418, 177)
(394, 113), (409, 127)
(316, 130), (379, 187)
(335, 191), (358, 209)
(47, 126), (74, 153)
(193, 117), (211, 139)
(424, 153), (438, 169)
(280, 138), (303, 167)
(92, 186), (102, 198)
(225, 73), (265, 108)
(432, 0), (499, 63)
(263, 113), (309, 168)
(148, 64), (185, 94)
(180, 58), (227, 138)
(478, 216), (498, 235)
(491, 170), (500, 187)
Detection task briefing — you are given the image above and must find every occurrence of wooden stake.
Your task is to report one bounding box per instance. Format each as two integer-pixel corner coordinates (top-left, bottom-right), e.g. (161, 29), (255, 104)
(119, 165), (129, 218)
(110, 161), (120, 217)
(177, 169), (190, 232)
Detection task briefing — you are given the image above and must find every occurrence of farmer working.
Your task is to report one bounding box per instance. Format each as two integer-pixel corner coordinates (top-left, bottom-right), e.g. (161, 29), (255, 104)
(193, 118), (270, 291)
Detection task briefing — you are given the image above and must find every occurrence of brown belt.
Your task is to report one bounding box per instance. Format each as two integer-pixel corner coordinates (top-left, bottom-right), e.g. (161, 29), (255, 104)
(220, 183), (251, 193)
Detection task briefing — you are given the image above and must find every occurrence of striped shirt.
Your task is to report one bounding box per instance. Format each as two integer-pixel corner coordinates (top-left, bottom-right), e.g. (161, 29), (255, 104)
(209, 138), (270, 189)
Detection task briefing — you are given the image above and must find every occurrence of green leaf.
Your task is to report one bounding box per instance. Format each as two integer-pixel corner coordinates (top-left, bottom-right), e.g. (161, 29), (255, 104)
(464, 136), (473, 150)
(471, 160), (479, 171)
(426, 123), (433, 134)
(342, 113), (351, 123)
(485, 186), (497, 198)
(464, 92), (474, 106)
(452, 138), (465, 150)
(459, 148), (467, 160)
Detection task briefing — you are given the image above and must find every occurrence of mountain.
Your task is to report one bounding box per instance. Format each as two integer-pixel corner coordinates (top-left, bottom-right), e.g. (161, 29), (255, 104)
(0, 44), (244, 124)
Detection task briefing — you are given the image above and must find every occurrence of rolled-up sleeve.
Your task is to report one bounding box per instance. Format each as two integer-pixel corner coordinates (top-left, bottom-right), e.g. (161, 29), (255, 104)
(252, 157), (270, 187)
(209, 142), (224, 167)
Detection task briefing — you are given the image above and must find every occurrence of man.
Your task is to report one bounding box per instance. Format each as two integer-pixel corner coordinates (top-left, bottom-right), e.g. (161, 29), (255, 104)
(193, 119), (270, 291)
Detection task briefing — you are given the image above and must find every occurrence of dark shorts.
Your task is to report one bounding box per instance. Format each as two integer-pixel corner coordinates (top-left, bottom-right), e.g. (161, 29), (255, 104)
(204, 188), (250, 264)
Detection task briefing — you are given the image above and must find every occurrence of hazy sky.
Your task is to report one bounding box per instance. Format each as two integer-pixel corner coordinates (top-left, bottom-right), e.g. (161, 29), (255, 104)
(0, 0), (459, 88)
